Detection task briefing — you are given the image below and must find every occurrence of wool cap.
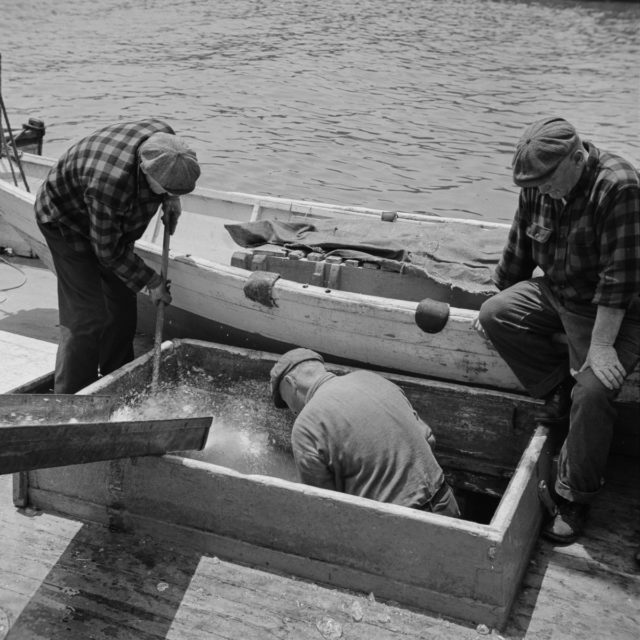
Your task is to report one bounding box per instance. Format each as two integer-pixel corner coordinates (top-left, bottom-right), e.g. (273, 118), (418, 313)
(139, 132), (201, 195)
(270, 348), (325, 408)
(512, 117), (581, 188)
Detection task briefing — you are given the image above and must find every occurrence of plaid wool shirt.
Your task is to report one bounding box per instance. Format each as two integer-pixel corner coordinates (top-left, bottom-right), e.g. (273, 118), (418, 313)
(494, 142), (640, 308)
(35, 119), (174, 291)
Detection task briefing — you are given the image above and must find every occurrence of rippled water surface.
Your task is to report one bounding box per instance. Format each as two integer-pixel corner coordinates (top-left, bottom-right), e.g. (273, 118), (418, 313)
(1, 0), (638, 222)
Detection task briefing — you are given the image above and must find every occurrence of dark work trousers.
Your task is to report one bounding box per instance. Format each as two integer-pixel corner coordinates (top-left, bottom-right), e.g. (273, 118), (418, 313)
(38, 222), (138, 394)
(479, 276), (640, 503)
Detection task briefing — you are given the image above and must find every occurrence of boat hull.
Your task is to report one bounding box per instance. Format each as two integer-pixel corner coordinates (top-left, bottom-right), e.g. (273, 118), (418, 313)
(1, 154), (639, 400)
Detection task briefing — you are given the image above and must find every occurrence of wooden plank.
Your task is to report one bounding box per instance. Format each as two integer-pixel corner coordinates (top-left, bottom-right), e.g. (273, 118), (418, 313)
(487, 428), (552, 628)
(0, 394), (115, 424)
(0, 417), (211, 475)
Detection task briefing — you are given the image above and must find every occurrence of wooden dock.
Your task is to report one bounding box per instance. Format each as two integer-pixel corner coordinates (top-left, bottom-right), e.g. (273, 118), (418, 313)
(0, 453), (637, 639)
(1, 256), (638, 638)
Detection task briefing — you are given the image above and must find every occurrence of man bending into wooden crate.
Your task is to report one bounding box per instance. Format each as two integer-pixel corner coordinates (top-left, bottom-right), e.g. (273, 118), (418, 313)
(270, 348), (460, 517)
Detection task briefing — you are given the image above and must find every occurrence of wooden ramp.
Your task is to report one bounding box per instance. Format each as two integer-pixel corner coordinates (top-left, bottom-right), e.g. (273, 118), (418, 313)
(0, 454), (637, 639)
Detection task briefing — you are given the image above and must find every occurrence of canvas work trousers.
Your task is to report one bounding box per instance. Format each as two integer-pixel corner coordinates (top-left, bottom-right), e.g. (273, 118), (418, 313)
(478, 277), (640, 504)
(38, 222), (137, 394)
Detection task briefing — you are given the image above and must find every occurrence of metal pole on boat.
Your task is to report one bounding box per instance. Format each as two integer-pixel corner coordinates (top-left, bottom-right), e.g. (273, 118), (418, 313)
(0, 53), (30, 192)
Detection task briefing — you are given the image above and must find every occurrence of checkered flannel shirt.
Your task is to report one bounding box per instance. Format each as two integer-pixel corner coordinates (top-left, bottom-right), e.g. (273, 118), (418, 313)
(35, 119), (174, 291)
(494, 142), (640, 308)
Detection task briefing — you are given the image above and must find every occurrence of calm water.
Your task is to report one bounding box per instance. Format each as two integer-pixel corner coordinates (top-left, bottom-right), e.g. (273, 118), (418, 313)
(1, 0), (638, 222)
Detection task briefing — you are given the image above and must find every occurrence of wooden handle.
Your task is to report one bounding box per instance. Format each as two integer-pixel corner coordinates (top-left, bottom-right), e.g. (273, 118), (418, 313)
(151, 225), (171, 390)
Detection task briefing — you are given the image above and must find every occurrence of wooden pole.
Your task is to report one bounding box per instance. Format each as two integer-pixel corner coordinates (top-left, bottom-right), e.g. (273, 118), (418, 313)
(0, 53), (30, 192)
(151, 224), (171, 391)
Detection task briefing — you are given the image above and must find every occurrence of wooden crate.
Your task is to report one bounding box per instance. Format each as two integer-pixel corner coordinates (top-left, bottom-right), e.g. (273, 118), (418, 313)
(14, 339), (552, 629)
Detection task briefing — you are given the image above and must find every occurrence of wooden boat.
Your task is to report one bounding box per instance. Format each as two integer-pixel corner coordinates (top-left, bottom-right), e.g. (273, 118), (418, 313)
(1, 151), (639, 401)
(11, 337), (552, 628)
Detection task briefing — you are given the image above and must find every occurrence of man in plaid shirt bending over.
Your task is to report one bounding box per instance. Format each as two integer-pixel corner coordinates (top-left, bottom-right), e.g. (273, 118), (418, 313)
(475, 117), (640, 545)
(35, 119), (200, 394)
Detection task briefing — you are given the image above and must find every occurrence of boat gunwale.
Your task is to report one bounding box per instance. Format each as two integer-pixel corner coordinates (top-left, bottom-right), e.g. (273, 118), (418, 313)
(13, 151), (512, 229)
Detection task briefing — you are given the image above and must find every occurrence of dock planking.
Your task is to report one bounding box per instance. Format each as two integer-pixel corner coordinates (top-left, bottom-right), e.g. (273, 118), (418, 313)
(0, 455), (638, 639)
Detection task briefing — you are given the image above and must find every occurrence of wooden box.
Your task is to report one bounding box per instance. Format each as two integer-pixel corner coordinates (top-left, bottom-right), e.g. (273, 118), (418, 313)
(14, 339), (551, 628)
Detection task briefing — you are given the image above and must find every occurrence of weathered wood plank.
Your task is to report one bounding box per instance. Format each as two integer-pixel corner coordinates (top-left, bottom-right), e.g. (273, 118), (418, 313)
(0, 394), (114, 423)
(487, 428), (552, 627)
(0, 417), (211, 475)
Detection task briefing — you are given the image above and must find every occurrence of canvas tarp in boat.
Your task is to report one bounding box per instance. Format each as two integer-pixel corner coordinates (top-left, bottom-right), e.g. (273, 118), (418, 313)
(225, 218), (505, 295)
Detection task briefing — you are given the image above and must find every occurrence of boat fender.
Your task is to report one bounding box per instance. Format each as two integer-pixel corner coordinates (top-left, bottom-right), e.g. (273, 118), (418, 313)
(414, 298), (449, 333)
(243, 271), (281, 307)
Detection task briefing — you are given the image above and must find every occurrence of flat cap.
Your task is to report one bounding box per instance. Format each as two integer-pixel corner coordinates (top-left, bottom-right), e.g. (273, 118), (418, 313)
(270, 348), (324, 408)
(139, 132), (201, 195)
(512, 117), (580, 188)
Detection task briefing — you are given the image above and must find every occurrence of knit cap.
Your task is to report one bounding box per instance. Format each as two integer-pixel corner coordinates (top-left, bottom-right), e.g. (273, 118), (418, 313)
(512, 118), (581, 187)
(139, 132), (200, 195)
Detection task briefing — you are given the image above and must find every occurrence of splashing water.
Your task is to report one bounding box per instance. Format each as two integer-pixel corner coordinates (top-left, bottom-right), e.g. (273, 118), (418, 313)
(110, 374), (299, 482)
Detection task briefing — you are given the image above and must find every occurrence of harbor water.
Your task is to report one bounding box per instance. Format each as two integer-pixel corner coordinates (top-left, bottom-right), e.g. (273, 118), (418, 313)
(1, 0), (638, 223)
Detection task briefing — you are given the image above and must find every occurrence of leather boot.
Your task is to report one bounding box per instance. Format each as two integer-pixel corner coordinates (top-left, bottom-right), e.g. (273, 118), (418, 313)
(542, 496), (589, 544)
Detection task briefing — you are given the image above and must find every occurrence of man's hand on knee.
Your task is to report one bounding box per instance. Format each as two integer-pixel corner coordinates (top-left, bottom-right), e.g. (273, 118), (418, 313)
(580, 344), (626, 390)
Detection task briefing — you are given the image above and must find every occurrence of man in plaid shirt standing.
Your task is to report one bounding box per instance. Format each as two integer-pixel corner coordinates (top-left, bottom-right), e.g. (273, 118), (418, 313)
(35, 119), (200, 394)
(475, 117), (640, 544)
